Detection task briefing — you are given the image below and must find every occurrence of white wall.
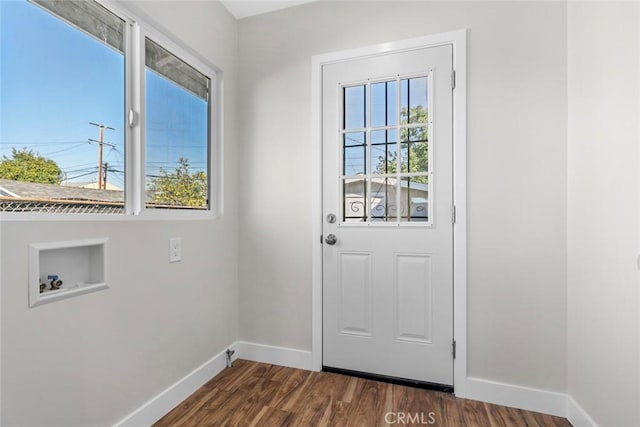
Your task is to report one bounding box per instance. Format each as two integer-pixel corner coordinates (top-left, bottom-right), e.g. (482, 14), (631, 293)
(237, 1), (568, 392)
(0, 1), (239, 426)
(6, 1), (639, 425)
(567, 3), (640, 426)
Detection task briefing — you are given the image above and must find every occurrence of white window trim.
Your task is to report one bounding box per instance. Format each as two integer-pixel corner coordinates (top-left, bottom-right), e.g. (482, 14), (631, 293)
(0, 0), (223, 222)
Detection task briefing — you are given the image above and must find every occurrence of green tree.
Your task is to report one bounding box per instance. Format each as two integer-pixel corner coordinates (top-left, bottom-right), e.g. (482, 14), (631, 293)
(148, 157), (207, 207)
(0, 148), (62, 184)
(375, 106), (429, 183)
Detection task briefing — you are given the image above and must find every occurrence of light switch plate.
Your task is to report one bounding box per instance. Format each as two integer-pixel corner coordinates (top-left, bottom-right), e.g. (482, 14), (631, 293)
(169, 238), (182, 263)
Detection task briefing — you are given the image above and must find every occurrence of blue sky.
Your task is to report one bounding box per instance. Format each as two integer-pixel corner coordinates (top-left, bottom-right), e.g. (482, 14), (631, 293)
(0, 0), (207, 190)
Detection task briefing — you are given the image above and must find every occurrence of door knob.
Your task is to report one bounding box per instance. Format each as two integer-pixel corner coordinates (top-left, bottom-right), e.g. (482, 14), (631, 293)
(324, 234), (337, 245)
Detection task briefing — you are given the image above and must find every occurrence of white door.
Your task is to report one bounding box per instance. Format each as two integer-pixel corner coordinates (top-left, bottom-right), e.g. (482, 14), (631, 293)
(322, 45), (454, 386)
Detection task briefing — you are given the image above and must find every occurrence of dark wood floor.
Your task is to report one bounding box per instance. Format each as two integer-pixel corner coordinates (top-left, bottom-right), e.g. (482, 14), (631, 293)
(154, 359), (571, 426)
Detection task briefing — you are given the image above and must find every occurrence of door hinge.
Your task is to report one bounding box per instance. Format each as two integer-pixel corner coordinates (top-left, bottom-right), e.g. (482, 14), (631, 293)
(452, 340), (457, 359)
(451, 205), (457, 224)
(451, 70), (456, 90)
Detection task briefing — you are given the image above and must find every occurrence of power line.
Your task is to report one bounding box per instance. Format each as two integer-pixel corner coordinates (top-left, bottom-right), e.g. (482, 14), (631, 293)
(42, 144), (89, 156)
(146, 161), (207, 164)
(63, 167), (99, 174)
(65, 170), (98, 181)
(60, 161), (103, 170)
(146, 145), (206, 149)
(0, 141), (88, 146)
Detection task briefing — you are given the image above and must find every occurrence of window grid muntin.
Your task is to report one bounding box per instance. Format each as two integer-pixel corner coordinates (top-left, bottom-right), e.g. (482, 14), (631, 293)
(339, 71), (433, 225)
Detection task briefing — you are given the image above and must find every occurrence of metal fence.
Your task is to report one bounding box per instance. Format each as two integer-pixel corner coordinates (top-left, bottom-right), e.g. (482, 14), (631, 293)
(0, 197), (124, 215)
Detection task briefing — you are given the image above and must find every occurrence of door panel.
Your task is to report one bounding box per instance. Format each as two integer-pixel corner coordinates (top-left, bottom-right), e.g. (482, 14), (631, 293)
(338, 252), (373, 336)
(394, 254), (432, 343)
(322, 44), (454, 386)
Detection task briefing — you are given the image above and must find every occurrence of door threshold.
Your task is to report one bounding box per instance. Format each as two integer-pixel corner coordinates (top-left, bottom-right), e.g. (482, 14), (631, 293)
(322, 366), (454, 393)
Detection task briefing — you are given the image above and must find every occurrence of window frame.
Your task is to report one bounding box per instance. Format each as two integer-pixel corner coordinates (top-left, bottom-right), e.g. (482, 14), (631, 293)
(133, 19), (219, 220)
(0, 0), (222, 221)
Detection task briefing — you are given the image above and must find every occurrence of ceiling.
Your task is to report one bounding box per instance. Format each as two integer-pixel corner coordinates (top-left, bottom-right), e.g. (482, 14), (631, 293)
(219, 0), (318, 20)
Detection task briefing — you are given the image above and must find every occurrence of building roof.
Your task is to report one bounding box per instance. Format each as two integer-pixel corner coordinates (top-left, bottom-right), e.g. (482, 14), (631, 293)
(68, 181), (123, 191)
(0, 179), (124, 203)
(344, 176), (429, 193)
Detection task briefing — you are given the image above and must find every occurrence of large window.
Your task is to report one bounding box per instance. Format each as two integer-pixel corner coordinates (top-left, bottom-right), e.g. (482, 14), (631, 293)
(0, 0), (217, 216)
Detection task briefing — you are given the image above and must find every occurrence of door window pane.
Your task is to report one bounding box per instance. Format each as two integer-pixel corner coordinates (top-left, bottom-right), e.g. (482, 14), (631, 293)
(145, 38), (209, 209)
(399, 177), (429, 222)
(400, 127), (428, 174)
(370, 177), (397, 222)
(344, 146), (366, 176)
(343, 132), (365, 147)
(343, 177), (367, 222)
(343, 85), (366, 130)
(371, 129), (397, 175)
(400, 77), (428, 124)
(371, 81), (397, 128)
(343, 132), (366, 176)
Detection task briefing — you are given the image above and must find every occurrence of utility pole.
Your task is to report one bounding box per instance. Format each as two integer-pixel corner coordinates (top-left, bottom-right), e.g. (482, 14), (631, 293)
(102, 162), (108, 189)
(89, 122), (115, 189)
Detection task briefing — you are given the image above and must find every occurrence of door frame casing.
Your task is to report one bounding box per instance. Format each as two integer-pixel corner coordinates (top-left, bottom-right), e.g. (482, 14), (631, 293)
(310, 29), (468, 395)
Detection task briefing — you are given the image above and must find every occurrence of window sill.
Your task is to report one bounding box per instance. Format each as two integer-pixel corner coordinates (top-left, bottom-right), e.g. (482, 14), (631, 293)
(0, 210), (217, 222)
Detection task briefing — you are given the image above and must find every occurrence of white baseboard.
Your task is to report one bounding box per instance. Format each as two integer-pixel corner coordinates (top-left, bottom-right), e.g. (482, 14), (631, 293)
(462, 377), (568, 418)
(567, 395), (599, 427)
(114, 344), (236, 427)
(236, 341), (313, 370)
(235, 343), (582, 421)
(113, 341), (599, 427)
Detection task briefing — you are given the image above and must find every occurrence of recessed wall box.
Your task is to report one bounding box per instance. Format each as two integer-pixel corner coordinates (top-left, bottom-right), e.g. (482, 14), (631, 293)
(28, 238), (108, 308)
